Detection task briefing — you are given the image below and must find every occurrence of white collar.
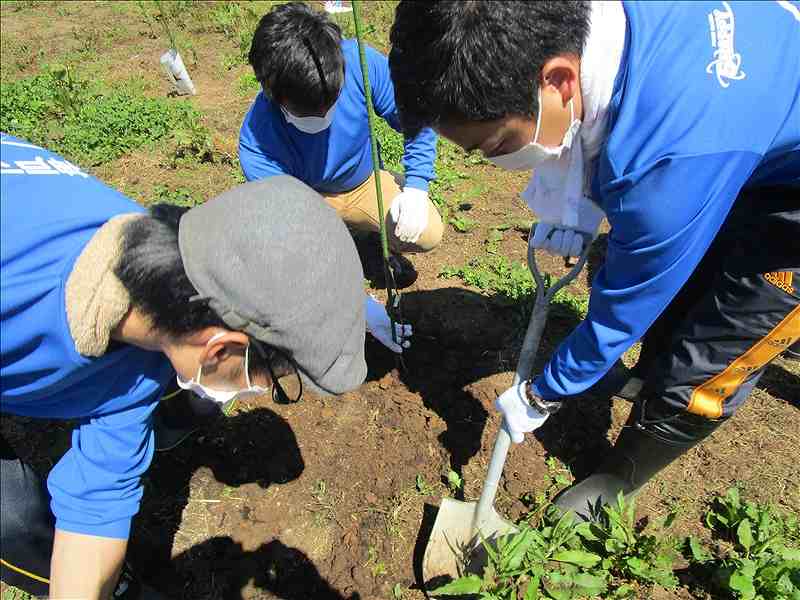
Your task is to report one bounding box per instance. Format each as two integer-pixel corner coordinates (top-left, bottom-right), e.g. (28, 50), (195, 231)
(522, 0), (627, 227)
(579, 0), (628, 161)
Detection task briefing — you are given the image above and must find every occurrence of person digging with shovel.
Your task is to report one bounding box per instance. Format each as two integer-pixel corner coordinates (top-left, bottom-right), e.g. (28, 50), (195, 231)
(239, 2), (444, 294)
(388, 0), (799, 519)
(1, 134), (369, 598)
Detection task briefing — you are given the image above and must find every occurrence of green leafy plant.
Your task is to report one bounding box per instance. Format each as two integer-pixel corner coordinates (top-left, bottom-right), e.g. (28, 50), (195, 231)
(373, 117), (405, 172)
(432, 493), (680, 600)
(416, 473), (436, 497)
(440, 254), (589, 320)
(450, 213), (479, 233)
(688, 488), (800, 600)
(236, 72), (261, 97)
(431, 510), (608, 599)
(207, 1), (260, 68)
(575, 492), (680, 589)
(522, 457), (573, 525)
(1, 70), (200, 166)
(169, 115), (216, 166)
(151, 185), (198, 208)
(447, 470), (464, 493)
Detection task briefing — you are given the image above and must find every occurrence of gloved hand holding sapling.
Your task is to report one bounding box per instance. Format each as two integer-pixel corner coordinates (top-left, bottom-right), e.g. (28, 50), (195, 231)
(364, 294), (412, 353)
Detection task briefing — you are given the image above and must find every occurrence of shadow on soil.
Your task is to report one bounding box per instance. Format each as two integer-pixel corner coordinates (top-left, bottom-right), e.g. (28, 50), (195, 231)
(167, 537), (360, 600)
(362, 285), (611, 485)
(759, 361), (800, 409)
(127, 407), (358, 599)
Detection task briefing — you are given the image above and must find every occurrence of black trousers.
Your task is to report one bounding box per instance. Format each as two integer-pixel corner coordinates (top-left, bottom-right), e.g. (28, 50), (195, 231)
(0, 433), (53, 597)
(637, 185), (799, 423)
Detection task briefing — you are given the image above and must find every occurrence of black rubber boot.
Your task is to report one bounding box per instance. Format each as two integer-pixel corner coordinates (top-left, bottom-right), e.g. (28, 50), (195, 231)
(554, 400), (726, 520)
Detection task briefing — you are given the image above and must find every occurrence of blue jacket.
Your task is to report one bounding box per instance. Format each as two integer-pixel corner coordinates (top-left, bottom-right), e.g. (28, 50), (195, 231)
(1, 135), (174, 539)
(533, 1), (800, 400)
(239, 39), (438, 193)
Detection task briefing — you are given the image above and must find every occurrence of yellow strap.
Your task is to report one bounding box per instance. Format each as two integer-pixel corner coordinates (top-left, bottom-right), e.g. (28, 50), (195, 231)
(0, 557), (50, 584)
(688, 303), (800, 418)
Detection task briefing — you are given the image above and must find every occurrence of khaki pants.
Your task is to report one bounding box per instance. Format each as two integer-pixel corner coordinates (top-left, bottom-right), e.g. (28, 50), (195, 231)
(323, 171), (443, 253)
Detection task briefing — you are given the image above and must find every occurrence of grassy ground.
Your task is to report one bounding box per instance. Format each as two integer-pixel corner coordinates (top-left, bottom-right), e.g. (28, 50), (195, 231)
(1, 2), (798, 599)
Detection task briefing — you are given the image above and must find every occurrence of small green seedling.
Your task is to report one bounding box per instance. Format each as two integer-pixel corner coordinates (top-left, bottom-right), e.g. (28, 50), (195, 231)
(416, 473), (436, 496)
(446, 470), (463, 493)
(450, 213), (479, 233)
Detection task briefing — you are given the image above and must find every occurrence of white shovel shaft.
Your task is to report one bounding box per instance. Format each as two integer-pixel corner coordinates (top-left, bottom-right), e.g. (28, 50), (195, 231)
(470, 230), (592, 538)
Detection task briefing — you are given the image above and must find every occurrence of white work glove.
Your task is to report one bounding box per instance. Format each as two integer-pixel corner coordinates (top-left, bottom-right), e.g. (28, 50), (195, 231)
(494, 381), (549, 443)
(389, 187), (429, 244)
(531, 224), (588, 258)
(530, 196), (604, 258)
(364, 294), (412, 353)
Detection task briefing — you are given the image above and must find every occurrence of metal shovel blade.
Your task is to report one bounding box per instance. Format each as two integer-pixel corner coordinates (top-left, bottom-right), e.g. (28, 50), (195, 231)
(423, 497), (516, 590)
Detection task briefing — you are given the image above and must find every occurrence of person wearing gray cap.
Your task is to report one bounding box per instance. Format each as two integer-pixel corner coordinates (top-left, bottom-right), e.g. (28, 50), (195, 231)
(1, 135), (369, 599)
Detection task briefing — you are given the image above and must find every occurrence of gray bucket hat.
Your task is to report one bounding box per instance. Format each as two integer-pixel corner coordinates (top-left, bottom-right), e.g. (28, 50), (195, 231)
(178, 176), (367, 395)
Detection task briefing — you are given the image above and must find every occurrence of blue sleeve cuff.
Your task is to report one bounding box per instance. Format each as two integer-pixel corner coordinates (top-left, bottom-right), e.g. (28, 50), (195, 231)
(403, 175), (430, 192)
(55, 516), (132, 540)
(530, 376), (559, 401)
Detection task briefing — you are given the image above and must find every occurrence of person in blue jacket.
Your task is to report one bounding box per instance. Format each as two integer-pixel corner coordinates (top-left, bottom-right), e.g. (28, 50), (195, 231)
(239, 2), (443, 290)
(389, 1), (799, 516)
(0, 135), (369, 598)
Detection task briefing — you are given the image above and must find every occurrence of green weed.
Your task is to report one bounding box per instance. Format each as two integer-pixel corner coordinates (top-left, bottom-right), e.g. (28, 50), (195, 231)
(206, 1), (264, 68)
(416, 473), (437, 497)
(450, 213), (479, 233)
(447, 469), (464, 493)
(236, 72), (261, 97)
(169, 116), (216, 167)
(1, 69), (200, 166)
(1, 586), (34, 600)
(687, 488), (800, 600)
(373, 117), (405, 172)
(366, 545), (388, 578)
(432, 493), (680, 599)
(151, 185), (198, 208)
(440, 254), (589, 319)
(521, 457), (573, 525)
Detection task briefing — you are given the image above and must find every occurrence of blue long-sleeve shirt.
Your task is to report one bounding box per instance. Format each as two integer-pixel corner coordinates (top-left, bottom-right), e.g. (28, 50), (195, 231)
(1, 135), (174, 538)
(532, 1), (799, 400)
(239, 39), (437, 193)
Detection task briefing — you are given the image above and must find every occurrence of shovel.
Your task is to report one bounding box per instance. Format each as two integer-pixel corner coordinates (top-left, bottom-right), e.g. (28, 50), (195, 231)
(423, 230), (592, 589)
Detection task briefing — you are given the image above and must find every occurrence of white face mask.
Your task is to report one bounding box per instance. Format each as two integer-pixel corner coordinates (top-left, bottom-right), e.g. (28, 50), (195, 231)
(176, 333), (270, 406)
(280, 102), (337, 134)
(488, 87), (582, 171)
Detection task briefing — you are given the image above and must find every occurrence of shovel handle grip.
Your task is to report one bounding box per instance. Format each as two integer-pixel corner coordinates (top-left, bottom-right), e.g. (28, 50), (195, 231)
(514, 228), (592, 385)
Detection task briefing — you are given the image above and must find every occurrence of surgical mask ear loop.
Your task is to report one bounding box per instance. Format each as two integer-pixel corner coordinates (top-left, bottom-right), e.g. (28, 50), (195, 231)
(196, 331), (229, 386)
(533, 86), (576, 147)
(532, 87), (545, 146)
(243, 343), (253, 388)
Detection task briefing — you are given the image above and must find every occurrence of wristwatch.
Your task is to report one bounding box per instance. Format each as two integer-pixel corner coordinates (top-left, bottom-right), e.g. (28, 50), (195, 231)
(524, 380), (563, 414)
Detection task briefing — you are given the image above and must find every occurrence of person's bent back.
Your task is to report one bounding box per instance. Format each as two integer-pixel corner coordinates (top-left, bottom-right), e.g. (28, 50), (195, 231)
(239, 1), (443, 255)
(1, 133), (366, 598)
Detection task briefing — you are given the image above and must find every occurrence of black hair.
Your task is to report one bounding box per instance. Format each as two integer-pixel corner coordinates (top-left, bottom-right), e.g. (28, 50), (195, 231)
(116, 204), (271, 377)
(116, 204), (224, 337)
(248, 2), (344, 113)
(389, 1), (590, 136)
